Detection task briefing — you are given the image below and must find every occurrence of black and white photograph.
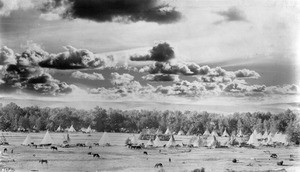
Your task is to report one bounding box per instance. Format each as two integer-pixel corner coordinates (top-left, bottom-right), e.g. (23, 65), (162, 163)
(0, 0), (299, 171)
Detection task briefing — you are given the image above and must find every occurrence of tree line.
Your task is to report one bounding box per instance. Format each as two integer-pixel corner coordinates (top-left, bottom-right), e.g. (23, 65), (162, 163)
(0, 102), (299, 143)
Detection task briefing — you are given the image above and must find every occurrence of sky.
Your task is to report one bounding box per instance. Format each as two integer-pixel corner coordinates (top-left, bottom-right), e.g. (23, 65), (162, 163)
(0, 0), (299, 113)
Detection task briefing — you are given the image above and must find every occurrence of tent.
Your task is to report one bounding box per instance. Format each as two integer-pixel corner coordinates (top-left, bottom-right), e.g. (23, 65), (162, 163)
(236, 129), (243, 137)
(273, 132), (289, 145)
(146, 129), (151, 135)
(192, 136), (205, 147)
(165, 127), (172, 135)
(131, 134), (138, 145)
(207, 136), (219, 148)
(40, 130), (55, 145)
(153, 136), (162, 147)
(211, 130), (218, 137)
(85, 126), (92, 133)
(166, 135), (176, 147)
(262, 130), (269, 139)
(203, 129), (210, 136)
(262, 132), (274, 145)
(177, 130), (185, 136)
(145, 138), (154, 147)
(222, 128), (229, 137)
(99, 132), (111, 146)
(247, 130), (260, 146)
(68, 125), (76, 132)
(56, 126), (63, 132)
(22, 134), (32, 146)
(80, 127), (86, 132)
(155, 129), (162, 135)
(256, 132), (263, 140)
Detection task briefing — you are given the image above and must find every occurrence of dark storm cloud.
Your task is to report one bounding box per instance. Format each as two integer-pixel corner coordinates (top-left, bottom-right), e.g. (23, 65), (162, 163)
(214, 7), (247, 24)
(130, 42), (175, 62)
(41, 0), (181, 24)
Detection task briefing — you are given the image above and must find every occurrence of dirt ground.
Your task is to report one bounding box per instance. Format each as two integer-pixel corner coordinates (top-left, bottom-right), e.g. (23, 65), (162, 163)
(0, 132), (299, 172)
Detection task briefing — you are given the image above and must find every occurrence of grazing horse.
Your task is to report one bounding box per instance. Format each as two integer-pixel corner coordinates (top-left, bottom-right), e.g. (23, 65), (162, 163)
(143, 151), (148, 155)
(154, 163), (163, 168)
(163, 144), (166, 148)
(87, 152), (92, 155)
(94, 143), (99, 146)
(39, 159), (48, 164)
(93, 153), (100, 158)
(11, 149), (13, 154)
(136, 145), (142, 149)
(232, 159), (237, 163)
(88, 146), (92, 149)
(191, 168), (205, 172)
(270, 154), (278, 158)
(169, 158), (171, 162)
(3, 148), (7, 153)
(50, 146), (58, 151)
(277, 161), (283, 166)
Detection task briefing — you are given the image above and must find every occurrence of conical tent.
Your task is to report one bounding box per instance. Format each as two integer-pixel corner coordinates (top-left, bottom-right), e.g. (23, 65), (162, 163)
(165, 127), (171, 135)
(247, 130), (259, 146)
(274, 132), (289, 145)
(256, 132), (263, 140)
(85, 126), (92, 133)
(146, 138), (154, 147)
(166, 135), (176, 147)
(68, 125), (76, 132)
(131, 134), (138, 145)
(236, 129), (243, 137)
(99, 132), (111, 145)
(222, 129), (229, 137)
(153, 136), (162, 147)
(203, 129), (210, 136)
(207, 136), (219, 148)
(263, 132), (274, 145)
(155, 129), (162, 135)
(193, 136), (205, 147)
(262, 130), (269, 139)
(211, 130), (218, 137)
(22, 134), (32, 145)
(80, 127), (86, 132)
(56, 126), (63, 132)
(40, 131), (55, 145)
(177, 130), (185, 136)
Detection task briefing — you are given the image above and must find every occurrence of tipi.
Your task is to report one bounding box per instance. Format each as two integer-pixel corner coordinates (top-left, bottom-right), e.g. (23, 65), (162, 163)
(177, 130), (185, 136)
(155, 129), (162, 135)
(145, 138), (154, 147)
(236, 129), (243, 137)
(131, 134), (138, 145)
(166, 135), (176, 147)
(153, 136), (162, 147)
(211, 130), (218, 137)
(247, 129), (260, 146)
(262, 130), (269, 139)
(222, 128), (229, 137)
(207, 136), (219, 148)
(56, 126), (63, 132)
(22, 134), (32, 146)
(99, 132), (111, 146)
(193, 136), (205, 147)
(40, 130), (55, 145)
(203, 129), (210, 136)
(68, 125), (76, 132)
(85, 126), (92, 133)
(165, 127), (172, 135)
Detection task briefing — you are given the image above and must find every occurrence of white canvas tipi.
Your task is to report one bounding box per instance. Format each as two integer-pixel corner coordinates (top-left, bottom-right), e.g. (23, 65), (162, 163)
(247, 130), (259, 146)
(56, 126), (63, 132)
(262, 130), (269, 139)
(153, 136), (162, 147)
(166, 135), (176, 147)
(131, 134), (138, 145)
(68, 125), (76, 132)
(211, 130), (218, 137)
(22, 134), (32, 145)
(222, 128), (229, 137)
(207, 136), (219, 148)
(145, 138), (154, 147)
(203, 129), (210, 136)
(177, 130), (185, 136)
(40, 130), (55, 145)
(99, 132), (111, 145)
(155, 129), (162, 135)
(165, 127), (171, 135)
(85, 125), (92, 133)
(236, 129), (243, 137)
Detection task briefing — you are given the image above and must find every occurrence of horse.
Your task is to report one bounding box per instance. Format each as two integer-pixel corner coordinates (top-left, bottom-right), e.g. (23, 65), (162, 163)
(88, 152), (92, 155)
(232, 159), (237, 163)
(277, 161), (283, 166)
(270, 154), (278, 158)
(135, 145), (142, 149)
(93, 153), (100, 158)
(11, 149), (13, 154)
(169, 158), (171, 162)
(39, 159), (48, 164)
(3, 148), (7, 153)
(94, 143), (99, 146)
(154, 163), (163, 168)
(88, 146), (92, 149)
(191, 168), (205, 172)
(143, 151), (148, 155)
(76, 143), (85, 147)
(50, 146), (58, 151)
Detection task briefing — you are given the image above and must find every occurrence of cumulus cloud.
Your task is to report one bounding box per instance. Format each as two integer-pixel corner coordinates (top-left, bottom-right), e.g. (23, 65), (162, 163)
(130, 42), (175, 62)
(0, 46), (16, 65)
(71, 71), (104, 80)
(39, 46), (115, 69)
(0, 0), (33, 16)
(234, 69), (260, 78)
(214, 6), (247, 24)
(110, 72), (134, 85)
(40, 0), (181, 24)
(142, 74), (180, 82)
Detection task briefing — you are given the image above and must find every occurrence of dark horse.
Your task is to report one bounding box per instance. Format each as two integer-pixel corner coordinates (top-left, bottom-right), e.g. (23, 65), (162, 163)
(50, 146), (58, 151)
(154, 163), (163, 168)
(39, 159), (48, 164)
(3, 148), (7, 153)
(93, 153), (100, 158)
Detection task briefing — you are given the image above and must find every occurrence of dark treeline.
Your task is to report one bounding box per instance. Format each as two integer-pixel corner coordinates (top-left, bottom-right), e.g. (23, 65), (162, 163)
(0, 102), (299, 143)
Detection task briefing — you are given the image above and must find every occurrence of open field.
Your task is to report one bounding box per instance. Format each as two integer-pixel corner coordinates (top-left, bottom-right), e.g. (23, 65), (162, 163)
(0, 132), (300, 172)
